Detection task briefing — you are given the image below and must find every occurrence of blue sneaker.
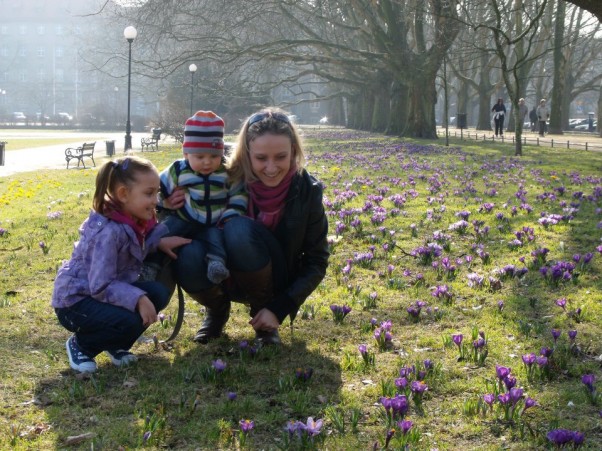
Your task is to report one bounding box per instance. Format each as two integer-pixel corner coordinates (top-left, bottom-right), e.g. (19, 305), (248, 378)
(65, 336), (97, 373)
(106, 349), (138, 367)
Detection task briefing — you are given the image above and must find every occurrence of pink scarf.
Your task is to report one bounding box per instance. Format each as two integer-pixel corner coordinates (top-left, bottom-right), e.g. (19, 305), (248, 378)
(105, 206), (157, 246)
(247, 167), (297, 230)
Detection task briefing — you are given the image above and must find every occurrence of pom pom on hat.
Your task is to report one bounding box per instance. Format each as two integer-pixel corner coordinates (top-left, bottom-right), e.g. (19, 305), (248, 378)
(183, 111), (225, 155)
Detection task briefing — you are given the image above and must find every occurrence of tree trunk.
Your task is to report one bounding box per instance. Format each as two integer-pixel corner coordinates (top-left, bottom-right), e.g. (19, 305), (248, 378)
(477, 84), (492, 131)
(327, 96), (345, 126)
(549, 0), (566, 134)
(347, 94), (361, 129)
(598, 79), (602, 137)
(405, 70), (437, 139)
(372, 78), (391, 132)
(360, 90), (375, 131)
(387, 81), (409, 135)
(457, 74), (470, 124)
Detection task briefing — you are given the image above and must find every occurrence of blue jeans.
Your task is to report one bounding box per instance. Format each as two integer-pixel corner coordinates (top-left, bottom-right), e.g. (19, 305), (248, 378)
(163, 214), (226, 264)
(55, 281), (171, 357)
(175, 216), (287, 296)
(224, 216), (287, 293)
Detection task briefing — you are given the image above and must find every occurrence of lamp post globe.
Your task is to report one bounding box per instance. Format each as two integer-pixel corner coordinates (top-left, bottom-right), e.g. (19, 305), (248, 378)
(124, 26), (137, 151)
(189, 63), (197, 116)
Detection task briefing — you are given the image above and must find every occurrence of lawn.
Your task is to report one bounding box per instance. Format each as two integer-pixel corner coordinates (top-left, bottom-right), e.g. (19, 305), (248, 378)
(0, 129), (600, 449)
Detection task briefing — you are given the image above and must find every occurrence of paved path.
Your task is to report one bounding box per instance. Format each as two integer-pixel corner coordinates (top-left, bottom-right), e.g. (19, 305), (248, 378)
(1, 128), (601, 178)
(0, 132), (159, 177)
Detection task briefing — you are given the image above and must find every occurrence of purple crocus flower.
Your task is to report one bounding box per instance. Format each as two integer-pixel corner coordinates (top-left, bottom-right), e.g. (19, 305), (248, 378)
(286, 420), (306, 438)
(452, 334), (463, 348)
(239, 419), (255, 433)
(581, 374), (596, 392)
(397, 419), (413, 435)
(524, 397), (537, 411)
(227, 392), (237, 401)
(212, 359), (227, 373)
(508, 387), (524, 405)
(411, 380), (428, 394)
(555, 298), (567, 310)
(497, 300), (504, 312)
(395, 377), (408, 390)
(540, 346), (554, 358)
(358, 344), (368, 356)
(551, 329), (561, 342)
(305, 417), (323, 436)
(384, 428), (395, 448)
(295, 367), (314, 381)
(389, 394), (409, 418)
(497, 392), (510, 405)
(536, 356), (548, 367)
(483, 393), (495, 406)
(495, 365), (511, 380)
(568, 330), (577, 341)
(423, 359), (433, 370)
(503, 375), (517, 390)
(522, 353), (536, 366)
(546, 429), (576, 446)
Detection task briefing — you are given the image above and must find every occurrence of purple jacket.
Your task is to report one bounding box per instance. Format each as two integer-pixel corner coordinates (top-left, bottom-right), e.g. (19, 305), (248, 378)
(52, 211), (167, 312)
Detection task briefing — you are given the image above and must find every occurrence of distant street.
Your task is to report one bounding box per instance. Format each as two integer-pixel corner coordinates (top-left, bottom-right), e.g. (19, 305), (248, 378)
(0, 131), (173, 177)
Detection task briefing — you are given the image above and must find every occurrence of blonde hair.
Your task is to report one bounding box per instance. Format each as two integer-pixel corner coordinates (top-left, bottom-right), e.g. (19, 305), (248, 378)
(226, 107), (305, 186)
(92, 156), (158, 214)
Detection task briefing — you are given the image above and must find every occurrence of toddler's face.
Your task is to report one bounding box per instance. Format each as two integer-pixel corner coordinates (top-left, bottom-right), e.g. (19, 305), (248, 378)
(185, 152), (222, 175)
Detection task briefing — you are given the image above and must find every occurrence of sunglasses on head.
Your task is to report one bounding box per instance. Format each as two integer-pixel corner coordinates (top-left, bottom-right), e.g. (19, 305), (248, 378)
(247, 111), (291, 127)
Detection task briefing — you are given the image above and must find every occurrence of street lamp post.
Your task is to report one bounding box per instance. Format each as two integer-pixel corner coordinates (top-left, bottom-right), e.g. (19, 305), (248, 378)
(189, 64), (197, 116)
(124, 26), (137, 151)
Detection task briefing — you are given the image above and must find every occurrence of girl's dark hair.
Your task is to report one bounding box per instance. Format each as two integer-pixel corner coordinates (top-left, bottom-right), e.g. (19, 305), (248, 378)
(92, 156), (158, 214)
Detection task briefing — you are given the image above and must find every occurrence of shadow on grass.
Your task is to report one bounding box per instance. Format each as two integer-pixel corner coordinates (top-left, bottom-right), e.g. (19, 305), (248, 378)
(34, 321), (343, 449)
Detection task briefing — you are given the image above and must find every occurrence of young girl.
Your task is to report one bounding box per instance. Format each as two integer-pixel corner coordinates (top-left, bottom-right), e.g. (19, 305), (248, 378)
(52, 156), (190, 373)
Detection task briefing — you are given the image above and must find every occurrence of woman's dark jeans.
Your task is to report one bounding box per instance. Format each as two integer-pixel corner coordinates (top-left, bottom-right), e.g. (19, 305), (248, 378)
(55, 281), (171, 357)
(175, 216), (287, 299)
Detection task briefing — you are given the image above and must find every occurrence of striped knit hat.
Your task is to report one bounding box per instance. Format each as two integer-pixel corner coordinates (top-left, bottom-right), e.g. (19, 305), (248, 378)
(183, 110), (225, 155)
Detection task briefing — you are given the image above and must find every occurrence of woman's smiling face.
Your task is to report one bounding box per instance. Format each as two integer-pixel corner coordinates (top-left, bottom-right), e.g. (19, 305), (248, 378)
(248, 133), (293, 187)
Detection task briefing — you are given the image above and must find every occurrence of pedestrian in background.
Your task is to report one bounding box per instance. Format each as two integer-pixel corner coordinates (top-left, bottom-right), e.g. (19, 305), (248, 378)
(536, 99), (550, 137)
(491, 98), (506, 137)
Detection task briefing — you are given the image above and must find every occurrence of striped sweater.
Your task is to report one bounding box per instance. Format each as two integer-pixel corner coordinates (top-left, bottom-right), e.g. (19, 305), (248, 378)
(158, 159), (247, 226)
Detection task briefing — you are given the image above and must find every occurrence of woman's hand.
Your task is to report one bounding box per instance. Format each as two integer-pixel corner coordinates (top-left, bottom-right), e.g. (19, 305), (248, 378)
(249, 308), (279, 332)
(163, 187), (186, 210)
(136, 295), (157, 327)
(158, 236), (192, 259)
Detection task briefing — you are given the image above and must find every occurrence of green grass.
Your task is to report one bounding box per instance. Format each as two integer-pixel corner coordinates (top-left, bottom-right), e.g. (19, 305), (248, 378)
(1, 129), (601, 449)
(1, 138), (103, 151)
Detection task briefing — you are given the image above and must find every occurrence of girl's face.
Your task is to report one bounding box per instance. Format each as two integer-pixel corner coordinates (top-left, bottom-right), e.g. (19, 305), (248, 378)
(117, 171), (160, 222)
(248, 133), (293, 187)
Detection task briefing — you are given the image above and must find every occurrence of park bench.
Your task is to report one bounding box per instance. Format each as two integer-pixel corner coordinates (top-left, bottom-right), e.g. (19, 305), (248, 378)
(65, 142), (96, 169)
(141, 128), (162, 152)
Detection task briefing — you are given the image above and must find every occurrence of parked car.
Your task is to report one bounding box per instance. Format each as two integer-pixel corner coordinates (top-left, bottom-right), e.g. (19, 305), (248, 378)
(574, 120), (597, 131)
(569, 118), (588, 129)
(55, 112), (73, 125)
(12, 112), (27, 122)
(36, 113), (50, 123)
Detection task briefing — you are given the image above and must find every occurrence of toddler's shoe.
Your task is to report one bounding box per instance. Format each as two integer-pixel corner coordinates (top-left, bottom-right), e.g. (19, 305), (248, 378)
(207, 260), (230, 284)
(106, 349), (138, 367)
(66, 336), (97, 373)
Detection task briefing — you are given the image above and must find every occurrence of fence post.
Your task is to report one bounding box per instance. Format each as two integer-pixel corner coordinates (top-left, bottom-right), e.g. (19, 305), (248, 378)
(567, 141), (569, 149)
(537, 138), (539, 146)
(586, 142), (588, 151)
(551, 139), (554, 148)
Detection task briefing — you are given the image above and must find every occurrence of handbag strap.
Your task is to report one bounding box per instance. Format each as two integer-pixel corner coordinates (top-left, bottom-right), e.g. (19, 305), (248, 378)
(160, 283), (185, 343)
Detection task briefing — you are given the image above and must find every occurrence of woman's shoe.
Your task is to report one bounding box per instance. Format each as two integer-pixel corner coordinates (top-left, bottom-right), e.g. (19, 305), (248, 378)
(193, 304), (231, 343)
(255, 329), (281, 346)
